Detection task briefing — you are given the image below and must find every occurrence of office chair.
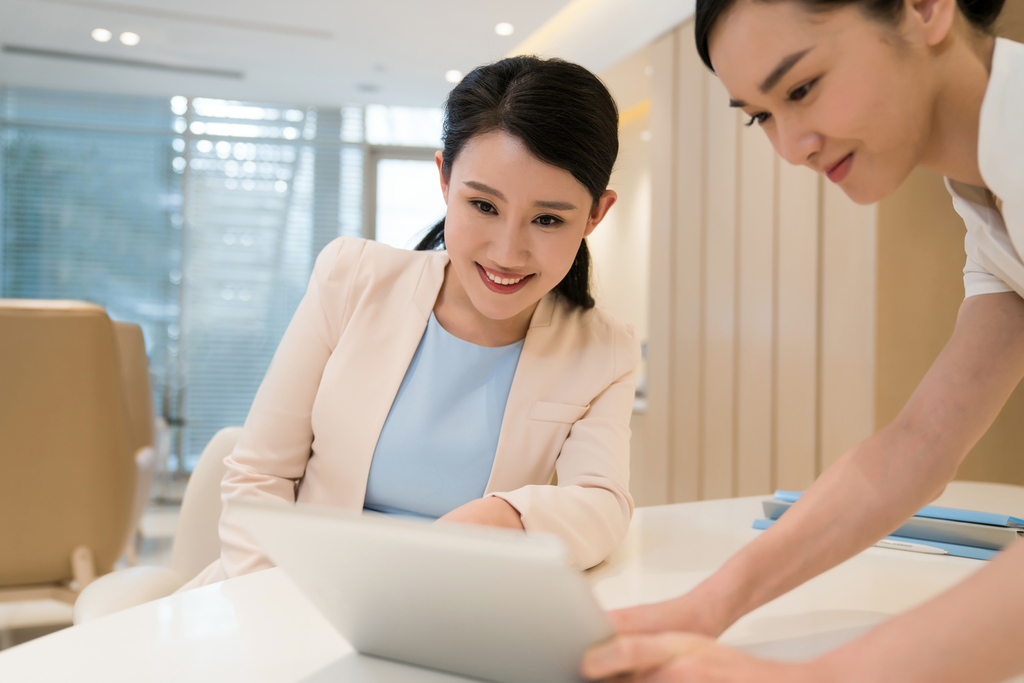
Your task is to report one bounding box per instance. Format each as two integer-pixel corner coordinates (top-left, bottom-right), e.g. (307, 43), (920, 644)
(0, 300), (139, 630)
(73, 426), (240, 624)
(112, 322), (159, 565)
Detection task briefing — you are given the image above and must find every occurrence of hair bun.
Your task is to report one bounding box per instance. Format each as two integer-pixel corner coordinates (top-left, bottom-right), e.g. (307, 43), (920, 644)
(958, 0), (1006, 29)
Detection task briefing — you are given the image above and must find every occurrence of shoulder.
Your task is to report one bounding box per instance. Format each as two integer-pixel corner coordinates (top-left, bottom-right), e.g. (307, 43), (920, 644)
(542, 296), (641, 378)
(312, 237), (445, 283)
(311, 238), (448, 328)
(978, 38), (1024, 200)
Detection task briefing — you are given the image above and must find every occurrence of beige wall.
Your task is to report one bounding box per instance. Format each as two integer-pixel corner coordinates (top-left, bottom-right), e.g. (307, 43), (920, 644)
(633, 21), (876, 506)
(591, 46), (653, 346)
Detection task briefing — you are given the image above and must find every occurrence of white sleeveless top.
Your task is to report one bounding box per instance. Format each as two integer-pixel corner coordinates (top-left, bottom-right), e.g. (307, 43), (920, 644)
(947, 37), (1024, 300)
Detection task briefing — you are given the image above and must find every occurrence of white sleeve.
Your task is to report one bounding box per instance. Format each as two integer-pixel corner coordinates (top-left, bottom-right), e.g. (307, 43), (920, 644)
(963, 234), (1015, 299)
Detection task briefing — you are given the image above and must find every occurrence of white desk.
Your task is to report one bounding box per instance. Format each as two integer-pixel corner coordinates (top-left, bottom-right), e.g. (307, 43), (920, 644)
(2, 482), (1022, 682)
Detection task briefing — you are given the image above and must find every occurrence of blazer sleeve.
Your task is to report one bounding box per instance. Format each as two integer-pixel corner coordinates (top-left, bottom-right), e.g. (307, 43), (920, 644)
(489, 321), (640, 570)
(213, 237), (364, 579)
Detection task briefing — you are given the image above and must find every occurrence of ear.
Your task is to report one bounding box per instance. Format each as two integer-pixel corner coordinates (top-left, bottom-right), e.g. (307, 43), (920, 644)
(907, 0), (957, 46)
(583, 189), (617, 238)
(436, 150), (450, 204)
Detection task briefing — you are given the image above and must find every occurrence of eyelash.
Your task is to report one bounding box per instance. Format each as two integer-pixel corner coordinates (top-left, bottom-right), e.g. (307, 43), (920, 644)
(469, 200), (564, 227)
(744, 78), (819, 127)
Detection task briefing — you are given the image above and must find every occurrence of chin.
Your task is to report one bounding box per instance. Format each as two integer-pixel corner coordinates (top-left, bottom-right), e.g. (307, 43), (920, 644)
(469, 291), (534, 323)
(838, 178), (899, 206)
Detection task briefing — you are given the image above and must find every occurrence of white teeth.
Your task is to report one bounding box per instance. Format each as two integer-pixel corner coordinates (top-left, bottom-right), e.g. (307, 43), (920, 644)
(485, 270), (523, 286)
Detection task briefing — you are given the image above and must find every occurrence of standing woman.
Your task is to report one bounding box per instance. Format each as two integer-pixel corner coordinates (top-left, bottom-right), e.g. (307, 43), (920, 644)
(582, 0), (1024, 680)
(183, 56), (640, 590)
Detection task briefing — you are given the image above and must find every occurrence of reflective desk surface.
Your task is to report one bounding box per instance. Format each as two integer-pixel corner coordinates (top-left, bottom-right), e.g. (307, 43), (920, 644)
(2, 481), (1022, 682)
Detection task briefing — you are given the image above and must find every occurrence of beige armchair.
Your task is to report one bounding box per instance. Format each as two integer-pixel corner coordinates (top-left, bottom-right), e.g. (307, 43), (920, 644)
(73, 426), (240, 624)
(112, 322), (159, 565)
(0, 300), (138, 626)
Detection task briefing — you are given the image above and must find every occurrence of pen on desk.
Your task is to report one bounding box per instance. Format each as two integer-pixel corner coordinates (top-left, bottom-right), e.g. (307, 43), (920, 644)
(875, 539), (949, 555)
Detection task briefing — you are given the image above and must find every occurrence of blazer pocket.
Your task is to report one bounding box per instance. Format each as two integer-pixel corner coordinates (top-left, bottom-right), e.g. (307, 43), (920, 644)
(529, 401), (590, 424)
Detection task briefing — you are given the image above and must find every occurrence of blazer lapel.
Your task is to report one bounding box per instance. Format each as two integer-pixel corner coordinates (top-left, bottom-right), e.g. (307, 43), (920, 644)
(484, 293), (559, 493)
(306, 249), (448, 508)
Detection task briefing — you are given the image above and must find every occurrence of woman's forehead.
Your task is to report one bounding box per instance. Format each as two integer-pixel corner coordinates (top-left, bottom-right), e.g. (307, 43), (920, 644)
(710, 0), (845, 91)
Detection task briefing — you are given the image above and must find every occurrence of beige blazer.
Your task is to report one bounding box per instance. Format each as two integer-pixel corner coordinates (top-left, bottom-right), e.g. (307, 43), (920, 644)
(185, 237), (639, 589)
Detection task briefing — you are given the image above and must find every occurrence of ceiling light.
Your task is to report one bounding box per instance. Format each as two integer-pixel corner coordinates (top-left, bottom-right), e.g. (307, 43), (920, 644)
(119, 32), (140, 46)
(495, 23), (515, 36)
(445, 70), (463, 84)
(91, 28), (112, 43)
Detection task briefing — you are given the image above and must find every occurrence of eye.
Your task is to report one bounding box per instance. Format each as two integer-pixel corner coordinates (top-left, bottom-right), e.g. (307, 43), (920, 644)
(788, 78), (818, 102)
(745, 112), (771, 127)
(535, 214), (563, 227)
(471, 200), (497, 214)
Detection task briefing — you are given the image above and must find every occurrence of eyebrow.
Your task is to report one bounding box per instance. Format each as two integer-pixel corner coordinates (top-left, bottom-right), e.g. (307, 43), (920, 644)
(463, 180), (577, 211)
(728, 47), (813, 108)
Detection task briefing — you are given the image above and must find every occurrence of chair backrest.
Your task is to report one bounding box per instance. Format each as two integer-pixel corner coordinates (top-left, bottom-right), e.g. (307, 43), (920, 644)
(112, 322), (155, 454)
(0, 300), (135, 586)
(170, 426), (241, 580)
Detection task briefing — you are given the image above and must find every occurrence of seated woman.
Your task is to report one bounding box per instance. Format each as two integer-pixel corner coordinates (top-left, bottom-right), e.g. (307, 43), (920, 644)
(185, 55), (639, 589)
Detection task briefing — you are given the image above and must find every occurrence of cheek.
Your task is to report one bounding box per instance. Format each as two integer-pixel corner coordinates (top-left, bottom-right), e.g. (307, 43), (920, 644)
(536, 230), (585, 283)
(441, 208), (480, 259)
(825, 55), (927, 153)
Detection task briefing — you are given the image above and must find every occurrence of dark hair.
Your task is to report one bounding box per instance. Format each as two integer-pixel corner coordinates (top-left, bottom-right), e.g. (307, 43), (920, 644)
(695, 0), (1006, 71)
(415, 56), (619, 310)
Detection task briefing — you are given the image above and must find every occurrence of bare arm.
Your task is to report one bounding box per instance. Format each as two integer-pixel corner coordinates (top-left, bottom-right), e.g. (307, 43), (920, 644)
(612, 291), (1024, 638)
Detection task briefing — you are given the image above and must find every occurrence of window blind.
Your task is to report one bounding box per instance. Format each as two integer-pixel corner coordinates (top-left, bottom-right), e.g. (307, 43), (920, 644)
(0, 86), (441, 474)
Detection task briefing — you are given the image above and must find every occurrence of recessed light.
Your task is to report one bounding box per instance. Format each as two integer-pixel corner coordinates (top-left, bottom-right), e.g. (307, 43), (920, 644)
(91, 28), (112, 43)
(495, 22), (515, 36)
(445, 70), (463, 84)
(119, 31), (140, 46)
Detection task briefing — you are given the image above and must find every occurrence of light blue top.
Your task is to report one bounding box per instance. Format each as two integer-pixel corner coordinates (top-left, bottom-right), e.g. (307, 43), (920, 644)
(363, 312), (524, 519)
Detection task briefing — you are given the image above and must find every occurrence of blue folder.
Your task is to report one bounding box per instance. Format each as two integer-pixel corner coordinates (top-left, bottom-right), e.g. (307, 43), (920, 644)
(751, 518), (998, 561)
(774, 490), (1024, 528)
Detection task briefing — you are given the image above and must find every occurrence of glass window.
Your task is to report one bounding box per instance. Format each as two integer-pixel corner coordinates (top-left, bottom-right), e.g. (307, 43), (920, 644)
(0, 87), (446, 475)
(365, 105), (443, 148)
(374, 159), (447, 250)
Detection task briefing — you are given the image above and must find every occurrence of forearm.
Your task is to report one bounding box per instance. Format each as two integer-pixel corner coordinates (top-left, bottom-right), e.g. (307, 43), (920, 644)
(814, 539), (1024, 683)
(692, 420), (958, 633)
(436, 496), (525, 530)
(685, 294), (1024, 635)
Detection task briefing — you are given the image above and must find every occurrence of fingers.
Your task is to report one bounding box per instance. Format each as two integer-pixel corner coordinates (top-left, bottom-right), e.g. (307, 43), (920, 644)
(581, 632), (715, 680)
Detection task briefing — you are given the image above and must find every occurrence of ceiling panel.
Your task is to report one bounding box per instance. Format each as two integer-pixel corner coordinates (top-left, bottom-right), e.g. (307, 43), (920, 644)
(0, 0), (574, 107)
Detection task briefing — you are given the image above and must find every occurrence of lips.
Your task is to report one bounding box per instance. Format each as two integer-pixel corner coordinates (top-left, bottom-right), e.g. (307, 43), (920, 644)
(824, 153), (854, 183)
(476, 263), (533, 295)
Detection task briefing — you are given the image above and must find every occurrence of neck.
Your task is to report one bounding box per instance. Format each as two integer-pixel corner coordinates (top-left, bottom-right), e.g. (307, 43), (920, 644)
(433, 263), (537, 347)
(919, 23), (995, 187)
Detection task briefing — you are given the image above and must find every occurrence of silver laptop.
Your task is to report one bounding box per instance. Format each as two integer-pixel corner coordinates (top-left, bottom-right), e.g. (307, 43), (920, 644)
(230, 499), (612, 683)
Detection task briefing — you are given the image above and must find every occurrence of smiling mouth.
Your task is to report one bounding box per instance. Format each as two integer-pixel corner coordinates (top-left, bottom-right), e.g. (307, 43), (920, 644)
(476, 264), (533, 293)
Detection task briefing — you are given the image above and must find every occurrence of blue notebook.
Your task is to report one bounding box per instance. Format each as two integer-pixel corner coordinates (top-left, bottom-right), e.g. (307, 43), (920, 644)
(773, 490), (1024, 528)
(751, 518), (998, 561)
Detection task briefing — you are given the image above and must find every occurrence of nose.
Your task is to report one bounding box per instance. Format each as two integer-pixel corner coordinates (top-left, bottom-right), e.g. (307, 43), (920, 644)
(489, 216), (530, 269)
(772, 115), (823, 169)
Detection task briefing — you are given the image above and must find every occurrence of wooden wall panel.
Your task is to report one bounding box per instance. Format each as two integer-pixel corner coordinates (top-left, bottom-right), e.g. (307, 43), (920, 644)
(638, 29), (678, 506)
(820, 183), (877, 470)
(669, 32), (707, 503)
(774, 164), (821, 491)
(735, 129), (778, 496)
(700, 76), (739, 500)
(637, 19), (878, 504)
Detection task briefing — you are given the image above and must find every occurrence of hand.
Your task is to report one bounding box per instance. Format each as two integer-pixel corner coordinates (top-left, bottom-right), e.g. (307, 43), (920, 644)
(435, 496), (525, 531)
(581, 632), (812, 682)
(609, 591), (732, 639)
